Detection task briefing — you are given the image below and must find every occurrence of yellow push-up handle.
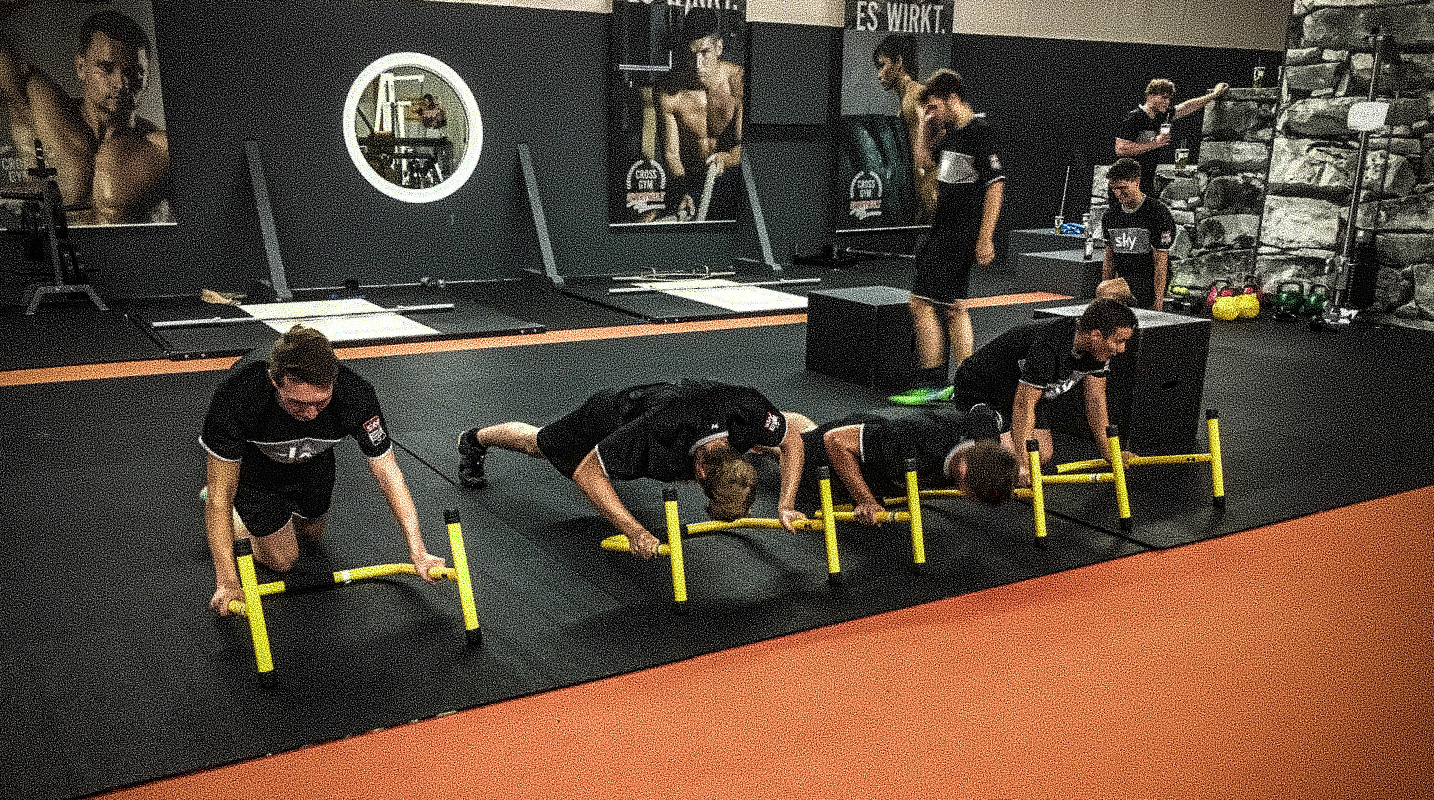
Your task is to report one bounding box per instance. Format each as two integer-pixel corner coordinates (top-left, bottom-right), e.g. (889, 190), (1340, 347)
(1051, 410), (1226, 515)
(903, 458), (926, 571)
(818, 467), (843, 584)
(227, 509), (482, 686)
(1027, 439), (1048, 545)
(234, 538), (276, 687)
(663, 486), (688, 610)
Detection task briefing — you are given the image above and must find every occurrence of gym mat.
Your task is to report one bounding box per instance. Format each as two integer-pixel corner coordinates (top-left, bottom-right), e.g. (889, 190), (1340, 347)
(0, 303), (166, 371)
(6, 306), (1433, 800)
(559, 274), (813, 323)
(126, 287), (545, 360)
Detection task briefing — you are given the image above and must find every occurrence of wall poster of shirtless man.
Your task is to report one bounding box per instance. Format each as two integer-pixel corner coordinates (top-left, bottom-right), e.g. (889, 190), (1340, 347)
(837, 0), (953, 233)
(0, 0), (173, 229)
(609, 0), (746, 227)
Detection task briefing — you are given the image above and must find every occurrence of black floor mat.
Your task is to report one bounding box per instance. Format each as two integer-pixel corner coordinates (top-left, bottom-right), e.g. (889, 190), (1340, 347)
(4, 306), (1434, 800)
(0, 303), (166, 370)
(125, 286), (545, 359)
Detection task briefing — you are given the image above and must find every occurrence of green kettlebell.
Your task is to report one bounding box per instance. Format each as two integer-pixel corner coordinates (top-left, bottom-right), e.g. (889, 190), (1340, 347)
(1301, 283), (1331, 317)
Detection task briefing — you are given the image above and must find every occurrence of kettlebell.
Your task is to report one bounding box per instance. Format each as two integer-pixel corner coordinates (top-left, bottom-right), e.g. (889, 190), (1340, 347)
(1236, 291), (1260, 319)
(1205, 279), (1235, 310)
(1273, 280), (1304, 322)
(1211, 295), (1241, 321)
(1301, 283), (1331, 317)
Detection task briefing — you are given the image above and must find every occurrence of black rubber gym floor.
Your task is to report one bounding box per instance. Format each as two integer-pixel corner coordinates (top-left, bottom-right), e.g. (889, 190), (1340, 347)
(3, 277), (1433, 800)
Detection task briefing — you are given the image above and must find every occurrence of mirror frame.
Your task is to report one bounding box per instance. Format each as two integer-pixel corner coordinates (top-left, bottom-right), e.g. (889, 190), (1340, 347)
(342, 52), (483, 203)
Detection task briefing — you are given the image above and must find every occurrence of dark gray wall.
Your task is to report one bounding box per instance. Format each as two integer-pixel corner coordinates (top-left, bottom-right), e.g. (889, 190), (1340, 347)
(17, 2), (1275, 301)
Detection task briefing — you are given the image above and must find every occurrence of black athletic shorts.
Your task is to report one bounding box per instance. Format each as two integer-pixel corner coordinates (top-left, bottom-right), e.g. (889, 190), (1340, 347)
(911, 225), (977, 305)
(234, 475), (334, 537)
(536, 388), (630, 479)
(951, 390), (1051, 434)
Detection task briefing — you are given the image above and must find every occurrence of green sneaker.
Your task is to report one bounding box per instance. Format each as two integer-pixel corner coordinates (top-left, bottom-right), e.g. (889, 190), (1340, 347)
(887, 386), (954, 406)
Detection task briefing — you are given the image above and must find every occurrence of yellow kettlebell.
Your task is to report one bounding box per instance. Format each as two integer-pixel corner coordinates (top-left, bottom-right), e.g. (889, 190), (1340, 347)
(1211, 295), (1241, 321)
(1236, 292), (1260, 319)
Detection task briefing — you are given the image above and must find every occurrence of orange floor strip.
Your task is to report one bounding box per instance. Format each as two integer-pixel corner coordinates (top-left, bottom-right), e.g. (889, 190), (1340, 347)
(0, 291), (1067, 388)
(97, 485), (1434, 800)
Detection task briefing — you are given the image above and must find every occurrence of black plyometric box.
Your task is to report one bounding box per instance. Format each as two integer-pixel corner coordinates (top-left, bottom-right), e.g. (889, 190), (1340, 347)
(1013, 250), (1105, 298)
(1033, 304), (1211, 454)
(805, 286), (916, 389)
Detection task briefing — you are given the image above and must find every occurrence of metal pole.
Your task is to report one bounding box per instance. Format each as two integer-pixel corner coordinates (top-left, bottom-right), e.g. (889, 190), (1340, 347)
(1335, 29), (1387, 310)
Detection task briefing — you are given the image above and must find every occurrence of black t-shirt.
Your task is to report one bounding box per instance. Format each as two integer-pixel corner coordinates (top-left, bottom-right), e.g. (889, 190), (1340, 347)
(952, 317), (1112, 420)
(200, 360), (391, 486)
(1103, 197), (1176, 308)
(803, 405), (1004, 500)
(929, 116), (1006, 231)
(1115, 105), (1173, 189)
(594, 380), (788, 483)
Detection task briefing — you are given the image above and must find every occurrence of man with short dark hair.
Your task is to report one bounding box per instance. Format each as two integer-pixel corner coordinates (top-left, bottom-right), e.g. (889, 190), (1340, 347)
(1102, 157), (1176, 310)
(1114, 77), (1228, 195)
(0, 7), (172, 223)
(201, 326), (446, 616)
(949, 298), (1139, 484)
(656, 9), (743, 221)
(872, 33), (936, 223)
(459, 380), (808, 559)
(889, 68), (1006, 407)
(795, 403), (1019, 525)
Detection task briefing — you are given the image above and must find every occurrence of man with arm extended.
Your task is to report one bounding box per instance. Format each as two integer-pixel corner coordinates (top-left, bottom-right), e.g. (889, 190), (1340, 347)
(655, 9), (743, 221)
(459, 380), (807, 559)
(201, 326), (445, 615)
(1114, 77), (1228, 196)
(948, 298), (1139, 485)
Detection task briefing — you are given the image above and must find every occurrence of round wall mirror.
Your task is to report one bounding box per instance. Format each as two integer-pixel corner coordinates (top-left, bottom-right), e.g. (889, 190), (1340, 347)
(343, 52), (482, 203)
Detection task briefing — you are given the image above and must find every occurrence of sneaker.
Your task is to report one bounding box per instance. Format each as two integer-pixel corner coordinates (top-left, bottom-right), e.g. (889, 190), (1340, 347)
(887, 386), (954, 406)
(458, 429), (489, 488)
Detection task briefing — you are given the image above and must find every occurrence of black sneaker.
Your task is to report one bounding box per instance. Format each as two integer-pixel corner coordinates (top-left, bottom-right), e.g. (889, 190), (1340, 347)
(458, 429), (489, 488)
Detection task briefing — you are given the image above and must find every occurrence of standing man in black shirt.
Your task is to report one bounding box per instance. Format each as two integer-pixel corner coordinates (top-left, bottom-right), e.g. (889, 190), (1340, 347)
(1114, 78), (1227, 195)
(458, 380), (808, 559)
(949, 299), (1139, 484)
(889, 68), (1006, 407)
(794, 403), (1019, 524)
(1102, 157), (1177, 310)
(200, 326), (446, 616)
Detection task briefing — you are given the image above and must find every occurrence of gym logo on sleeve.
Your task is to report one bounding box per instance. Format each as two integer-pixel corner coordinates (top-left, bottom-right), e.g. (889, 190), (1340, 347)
(363, 416), (388, 448)
(764, 412), (782, 432)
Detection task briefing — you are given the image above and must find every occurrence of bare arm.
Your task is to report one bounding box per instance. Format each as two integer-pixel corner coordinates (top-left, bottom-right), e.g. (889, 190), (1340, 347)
(205, 455), (243, 615)
(1114, 134), (1169, 157)
(1103, 242), (1116, 281)
(716, 67), (743, 169)
(0, 23), (29, 106)
(571, 450), (659, 558)
(912, 108), (939, 171)
(659, 95), (685, 181)
(1011, 383), (1043, 485)
(1152, 250), (1169, 312)
(368, 449), (444, 582)
(823, 426), (883, 526)
(1081, 374), (1133, 461)
(1175, 83), (1229, 119)
(774, 416), (807, 532)
(975, 180), (1004, 266)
